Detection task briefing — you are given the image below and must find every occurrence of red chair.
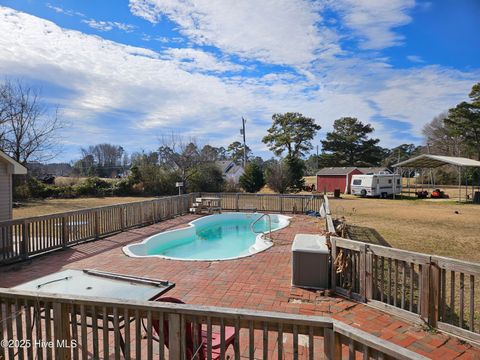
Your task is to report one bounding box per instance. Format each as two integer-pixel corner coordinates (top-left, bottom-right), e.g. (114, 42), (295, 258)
(153, 297), (236, 359)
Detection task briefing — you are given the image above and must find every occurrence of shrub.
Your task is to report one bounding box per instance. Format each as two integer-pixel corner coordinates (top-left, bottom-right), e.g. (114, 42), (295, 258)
(187, 164), (225, 193)
(239, 162), (265, 193)
(265, 162), (290, 193)
(74, 177), (112, 197)
(285, 155), (305, 192)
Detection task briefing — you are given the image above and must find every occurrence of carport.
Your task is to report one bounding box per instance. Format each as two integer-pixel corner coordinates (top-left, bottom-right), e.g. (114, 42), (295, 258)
(393, 154), (480, 202)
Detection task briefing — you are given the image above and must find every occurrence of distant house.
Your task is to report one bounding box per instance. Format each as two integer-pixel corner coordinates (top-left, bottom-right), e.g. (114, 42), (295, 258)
(316, 166), (392, 194)
(357, 167), (391, 174)
(316, 167), (362, 194)
(215, 160), (245, 184)
(0, 150), (27, 221)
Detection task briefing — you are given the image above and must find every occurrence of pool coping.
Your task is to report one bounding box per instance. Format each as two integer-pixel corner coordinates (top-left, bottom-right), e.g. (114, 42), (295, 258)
(122, 212), (292, 262)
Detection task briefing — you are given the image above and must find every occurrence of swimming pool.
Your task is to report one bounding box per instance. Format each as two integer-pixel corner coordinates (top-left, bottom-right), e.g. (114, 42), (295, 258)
(122, 212), (291, 261)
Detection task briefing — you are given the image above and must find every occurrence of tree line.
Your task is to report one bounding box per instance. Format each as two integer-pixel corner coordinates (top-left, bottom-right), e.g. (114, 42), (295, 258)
(2, 78), (480, 197)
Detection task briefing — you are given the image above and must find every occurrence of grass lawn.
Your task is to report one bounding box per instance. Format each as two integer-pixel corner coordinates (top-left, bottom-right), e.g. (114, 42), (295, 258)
(13, 197), (157, 219)
(329, 195), (480, 263)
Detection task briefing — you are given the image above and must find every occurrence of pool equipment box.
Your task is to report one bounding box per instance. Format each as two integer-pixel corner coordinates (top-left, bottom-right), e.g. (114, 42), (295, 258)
(291, 234), (329, 289)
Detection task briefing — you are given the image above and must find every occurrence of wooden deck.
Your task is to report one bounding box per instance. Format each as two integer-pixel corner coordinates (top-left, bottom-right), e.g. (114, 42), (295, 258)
(1, 213), (479, 359)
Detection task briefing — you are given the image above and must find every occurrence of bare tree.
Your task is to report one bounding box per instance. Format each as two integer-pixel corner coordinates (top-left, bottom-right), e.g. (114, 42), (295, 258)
(0, 80), (64, 164)
(158, 133), (204, 188)
(423, 112), (465, 156)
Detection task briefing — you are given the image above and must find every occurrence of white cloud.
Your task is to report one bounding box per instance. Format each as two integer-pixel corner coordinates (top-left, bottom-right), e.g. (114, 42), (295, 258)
(128, 0), (340, 67)
(46, 3), (85, 17)
(407, 55), (424, 63)
(371, 66), (476, 134)
(161, 48), (242, 73)
(329, 0), (415, 49)
(0, 6), (478, 159)
(82, 19), (136, 33)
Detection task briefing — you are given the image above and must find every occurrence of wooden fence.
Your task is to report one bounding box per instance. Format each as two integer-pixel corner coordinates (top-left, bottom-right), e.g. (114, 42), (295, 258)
(0, 288), (427, 360)
(0, 194), (196, 265)
(0, 193), (321, 266)
(200, 193), (323, 214)
(323, 195), (480, 344)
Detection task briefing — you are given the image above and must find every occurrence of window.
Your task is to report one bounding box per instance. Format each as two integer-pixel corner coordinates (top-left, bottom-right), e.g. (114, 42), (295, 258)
(388, 179), (392, 184)
(397, 179), (401, 185)
(353, 179), (362, 185)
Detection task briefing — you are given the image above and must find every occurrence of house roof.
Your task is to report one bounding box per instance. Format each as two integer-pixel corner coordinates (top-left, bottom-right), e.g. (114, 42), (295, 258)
(215, 160), (244, 175)
(316, 167), (358, 176)
(0, 150), (27, 174)
(393, 154), (480, 169)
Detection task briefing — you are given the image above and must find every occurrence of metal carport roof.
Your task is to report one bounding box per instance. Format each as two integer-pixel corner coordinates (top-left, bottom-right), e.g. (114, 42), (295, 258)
(393, 154), (480, 168)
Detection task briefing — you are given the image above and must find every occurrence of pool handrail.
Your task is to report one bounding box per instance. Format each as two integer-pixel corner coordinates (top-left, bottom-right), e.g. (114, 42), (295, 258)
(250, 213), (272, 240)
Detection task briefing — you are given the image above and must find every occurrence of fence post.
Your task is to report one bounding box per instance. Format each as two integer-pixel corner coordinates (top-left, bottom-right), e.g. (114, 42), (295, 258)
(53, 302), (72, 360)
(62, 216), (69, 247)
(168, 314), (181, 359)
(21, 220), (29, 259)
(235, 193), (239, 212)
(429, 261), (440, 327)
(280, 195), (283, 213)
(324, 327), (342, 359)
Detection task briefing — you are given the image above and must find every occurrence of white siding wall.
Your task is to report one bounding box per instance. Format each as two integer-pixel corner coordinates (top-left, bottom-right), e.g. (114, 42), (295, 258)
(0, 161), (12, 221)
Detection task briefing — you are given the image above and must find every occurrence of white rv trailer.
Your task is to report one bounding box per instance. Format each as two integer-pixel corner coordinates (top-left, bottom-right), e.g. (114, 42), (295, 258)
(350, 172), (402, 198)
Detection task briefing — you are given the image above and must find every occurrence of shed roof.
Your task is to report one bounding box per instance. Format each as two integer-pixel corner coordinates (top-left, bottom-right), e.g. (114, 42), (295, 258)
(0, 150), (27, 174)
(316, 167), (358, 176)
(393, 154), (480, 169)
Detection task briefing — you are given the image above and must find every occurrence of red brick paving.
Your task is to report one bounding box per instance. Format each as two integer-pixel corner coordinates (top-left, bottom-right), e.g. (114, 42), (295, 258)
(1, 214), (479, 359)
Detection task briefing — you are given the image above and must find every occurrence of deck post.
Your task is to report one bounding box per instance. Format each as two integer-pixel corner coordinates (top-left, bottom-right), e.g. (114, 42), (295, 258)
(359, 244), (367, 300)
(168, 313), (181, 359)
(429, 261), (440, 327)
(94, 211), (100, 239)
(324, 328), (342, 359)
(120, 206), (125, 231)
(21, 220), (29, 259)
(365, 251), (373, 300)
(330, 237), (337, 290)
(152, 201), (156, 224)
(62, 216), (69, 247)
(53, 302), (72, 360)
(420, 261), (431, 322)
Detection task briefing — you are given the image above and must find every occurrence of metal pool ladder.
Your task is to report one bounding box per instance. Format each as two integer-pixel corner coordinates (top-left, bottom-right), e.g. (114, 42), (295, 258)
(250, 214), (272, 240)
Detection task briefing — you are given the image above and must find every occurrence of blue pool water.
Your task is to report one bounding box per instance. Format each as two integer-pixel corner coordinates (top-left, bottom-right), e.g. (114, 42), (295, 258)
(123, 213), (291, 261)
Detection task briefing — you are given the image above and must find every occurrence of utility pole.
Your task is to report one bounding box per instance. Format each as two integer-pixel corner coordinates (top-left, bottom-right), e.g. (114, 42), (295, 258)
(316, 145), (319, 171)
(241, 117), (247, 168)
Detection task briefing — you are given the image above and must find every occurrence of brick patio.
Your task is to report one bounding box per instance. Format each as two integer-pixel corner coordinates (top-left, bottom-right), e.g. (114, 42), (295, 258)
(1, 214), (479, 359)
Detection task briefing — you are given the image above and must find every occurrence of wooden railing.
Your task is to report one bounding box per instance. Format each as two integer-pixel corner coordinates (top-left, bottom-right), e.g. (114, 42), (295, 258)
(0, 194), (196, 265)
(324, 195), (480, 344)
(0, 289), (427, 360)
(0, 193), (321, 266)
(200, 193), (323, 214)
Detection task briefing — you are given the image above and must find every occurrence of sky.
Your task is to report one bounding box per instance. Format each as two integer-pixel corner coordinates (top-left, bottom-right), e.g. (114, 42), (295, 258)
(0, 0), (479, 162)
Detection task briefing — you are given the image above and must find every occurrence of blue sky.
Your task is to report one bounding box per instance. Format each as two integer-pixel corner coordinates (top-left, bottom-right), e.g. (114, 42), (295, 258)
(0, 0), (479, 162)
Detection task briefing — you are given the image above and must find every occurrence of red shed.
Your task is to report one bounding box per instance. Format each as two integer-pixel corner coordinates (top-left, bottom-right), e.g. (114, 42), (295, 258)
(316, 167), (362, 194)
